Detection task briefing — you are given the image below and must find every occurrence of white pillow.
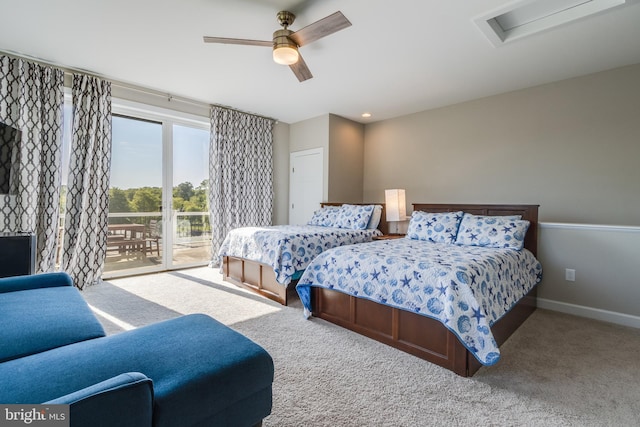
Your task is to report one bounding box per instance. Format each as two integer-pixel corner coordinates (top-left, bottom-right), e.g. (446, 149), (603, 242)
(366, 205), (383, 229)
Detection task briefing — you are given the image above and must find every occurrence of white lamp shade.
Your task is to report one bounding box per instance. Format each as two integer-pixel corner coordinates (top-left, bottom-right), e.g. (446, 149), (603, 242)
(385, 189), (407, 222)
(273, 46), (299, 65)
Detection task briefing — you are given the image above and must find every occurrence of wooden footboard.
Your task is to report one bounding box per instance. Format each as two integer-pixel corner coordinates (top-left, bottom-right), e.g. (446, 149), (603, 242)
(221, 202), (390, 306)
(223, 256), (295, 305)
(312, 286), (537, 377)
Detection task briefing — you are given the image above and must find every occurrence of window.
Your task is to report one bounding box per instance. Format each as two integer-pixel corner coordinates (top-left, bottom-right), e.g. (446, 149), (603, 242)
(56, 95), (211, 277)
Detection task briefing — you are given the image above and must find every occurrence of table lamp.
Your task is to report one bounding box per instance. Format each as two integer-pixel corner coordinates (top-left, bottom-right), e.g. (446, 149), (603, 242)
(385, 189), (408, 234)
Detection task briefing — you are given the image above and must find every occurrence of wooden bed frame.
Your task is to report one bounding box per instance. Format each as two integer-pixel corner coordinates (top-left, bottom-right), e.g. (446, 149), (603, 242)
(310, 203), (539, 377)
(222, 203), (389, 305)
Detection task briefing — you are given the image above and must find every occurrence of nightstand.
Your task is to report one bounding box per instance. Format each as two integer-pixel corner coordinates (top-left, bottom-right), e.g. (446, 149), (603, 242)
(373, 234), (405, 241)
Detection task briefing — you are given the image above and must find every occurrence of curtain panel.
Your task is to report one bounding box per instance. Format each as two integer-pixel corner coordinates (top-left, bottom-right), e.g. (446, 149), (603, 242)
(61, 74), (112, 289)
(0, 55), (65, 272)
(209, 106), (274, 265)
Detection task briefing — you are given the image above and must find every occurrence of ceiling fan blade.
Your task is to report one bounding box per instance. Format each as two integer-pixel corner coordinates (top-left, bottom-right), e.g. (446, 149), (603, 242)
(289, 11), (351, 47)
(289, 54), (313, 82)
(203, 36), (271, 47)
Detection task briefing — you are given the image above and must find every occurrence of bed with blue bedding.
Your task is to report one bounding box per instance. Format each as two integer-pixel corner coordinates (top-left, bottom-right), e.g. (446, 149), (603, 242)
(220, 203), (387, 305)
(295, 203), (542, 376)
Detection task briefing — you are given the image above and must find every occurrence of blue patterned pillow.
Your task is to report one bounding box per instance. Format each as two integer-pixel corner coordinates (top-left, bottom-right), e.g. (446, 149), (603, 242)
(307, 206), (341, 227)
(407, 211), (464, 244)
(334, 204), (375, 230)
(455, 214), (530, 250)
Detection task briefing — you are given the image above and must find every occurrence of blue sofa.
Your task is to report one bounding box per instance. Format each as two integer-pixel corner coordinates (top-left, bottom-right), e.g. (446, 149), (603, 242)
(0, 272), (274, 427)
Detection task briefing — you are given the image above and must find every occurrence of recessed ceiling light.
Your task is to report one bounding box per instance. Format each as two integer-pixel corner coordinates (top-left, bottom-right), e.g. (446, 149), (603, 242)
(474, 0), (627, 47)
(361, 113), (372, 118)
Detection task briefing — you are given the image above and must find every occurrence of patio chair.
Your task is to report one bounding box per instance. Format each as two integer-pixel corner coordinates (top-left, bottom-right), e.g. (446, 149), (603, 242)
(146, 220), (161, 256)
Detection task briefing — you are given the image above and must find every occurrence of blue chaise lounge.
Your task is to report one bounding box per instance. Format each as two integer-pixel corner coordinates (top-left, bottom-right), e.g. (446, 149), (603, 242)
(0, 272), (274, 427)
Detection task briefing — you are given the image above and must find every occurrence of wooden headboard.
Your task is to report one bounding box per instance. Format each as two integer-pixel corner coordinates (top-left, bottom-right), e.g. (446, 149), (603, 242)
(320, 202), (389, 235)
(412, 203), (539, 256)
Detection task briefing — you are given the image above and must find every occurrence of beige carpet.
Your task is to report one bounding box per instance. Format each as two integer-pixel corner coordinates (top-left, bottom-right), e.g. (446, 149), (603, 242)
(82, 267), (640, 426)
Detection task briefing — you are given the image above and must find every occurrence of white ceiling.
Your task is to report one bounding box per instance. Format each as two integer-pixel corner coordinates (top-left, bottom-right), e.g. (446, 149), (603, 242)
(1, 0), (640, 124)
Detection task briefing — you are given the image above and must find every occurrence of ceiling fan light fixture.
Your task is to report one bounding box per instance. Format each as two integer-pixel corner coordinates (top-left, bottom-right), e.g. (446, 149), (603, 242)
(203, 10), (351, 81)
(273, 46), (299, 65)
(273, 29), (299, 65)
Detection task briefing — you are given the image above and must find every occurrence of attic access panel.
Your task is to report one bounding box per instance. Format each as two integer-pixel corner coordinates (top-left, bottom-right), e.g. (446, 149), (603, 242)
(474, 0), (627, 46)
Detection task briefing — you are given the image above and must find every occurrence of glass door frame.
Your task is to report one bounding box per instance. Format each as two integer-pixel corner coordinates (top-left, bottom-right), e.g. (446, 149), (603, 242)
(103, 99), (210, 279)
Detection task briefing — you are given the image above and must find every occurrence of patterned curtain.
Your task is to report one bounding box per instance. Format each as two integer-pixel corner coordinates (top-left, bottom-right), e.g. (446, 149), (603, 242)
(61, 74), (111, 289)
(0, 55), (64, 272)
(208, 106), (274, 265)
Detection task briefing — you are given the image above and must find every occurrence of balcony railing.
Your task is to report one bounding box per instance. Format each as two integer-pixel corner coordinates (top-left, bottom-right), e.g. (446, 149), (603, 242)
(55, 211), (212, 274)
(105, 211), (211, 273)
(108, 211), (211, 238)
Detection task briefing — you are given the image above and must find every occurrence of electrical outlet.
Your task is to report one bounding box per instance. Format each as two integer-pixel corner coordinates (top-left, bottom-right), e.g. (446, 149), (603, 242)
(565, 268), (576, 282)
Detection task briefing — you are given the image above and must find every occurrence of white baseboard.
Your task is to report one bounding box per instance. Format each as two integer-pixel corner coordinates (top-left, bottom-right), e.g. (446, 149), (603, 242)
(537, 298), (640, 329)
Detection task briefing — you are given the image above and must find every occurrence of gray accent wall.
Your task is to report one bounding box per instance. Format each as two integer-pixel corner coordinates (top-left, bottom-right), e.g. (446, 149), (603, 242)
(537, 223), (640, 325)
(361, 63), (640, 325)
(363, 63), (640, 225)
(328, 114), (364, 203)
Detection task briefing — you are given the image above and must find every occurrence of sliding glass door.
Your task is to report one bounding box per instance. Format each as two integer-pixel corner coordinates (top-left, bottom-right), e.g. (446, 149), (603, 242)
(170, 124), (211, 267)
(103, 104), (210, 278)
(105, 115), (163, 275)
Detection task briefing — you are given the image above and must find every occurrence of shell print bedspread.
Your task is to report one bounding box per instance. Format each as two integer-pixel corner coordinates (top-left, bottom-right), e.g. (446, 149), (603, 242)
(296, 238), (542, 365)
(218, 225), (382, 285)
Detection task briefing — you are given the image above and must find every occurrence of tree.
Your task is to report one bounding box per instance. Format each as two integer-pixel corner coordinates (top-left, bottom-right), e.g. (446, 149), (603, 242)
(173, 197), (185, 212)
(130, 187), (161, 212)
(174, 182), (194, 202)
(124, 188), (137, 204)
(196, 179), (208, 192)
(186, 192), (207, 212)
(109, 187), (131, 213)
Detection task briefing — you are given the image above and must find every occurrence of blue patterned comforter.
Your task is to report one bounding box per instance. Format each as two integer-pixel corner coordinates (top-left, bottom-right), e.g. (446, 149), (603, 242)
(218, 225), (382, 286)
(296, 238), (542, 365)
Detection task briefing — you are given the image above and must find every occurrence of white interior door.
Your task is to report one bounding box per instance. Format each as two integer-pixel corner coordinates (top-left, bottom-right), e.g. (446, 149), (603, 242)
(289, 148), (323, 225)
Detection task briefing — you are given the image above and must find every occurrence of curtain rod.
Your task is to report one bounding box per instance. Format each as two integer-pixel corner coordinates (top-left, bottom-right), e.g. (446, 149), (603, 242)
(210, 103), (279, 123)
(0, 49), (279, 123)
(110, 81), (278, 123)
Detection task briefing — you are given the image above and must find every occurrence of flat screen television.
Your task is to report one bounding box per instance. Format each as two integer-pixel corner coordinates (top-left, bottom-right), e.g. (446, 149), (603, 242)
(0, 122), (20, 195)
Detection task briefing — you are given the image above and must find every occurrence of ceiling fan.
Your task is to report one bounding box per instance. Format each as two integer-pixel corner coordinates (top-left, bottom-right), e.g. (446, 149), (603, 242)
(203, 10), (351, 82)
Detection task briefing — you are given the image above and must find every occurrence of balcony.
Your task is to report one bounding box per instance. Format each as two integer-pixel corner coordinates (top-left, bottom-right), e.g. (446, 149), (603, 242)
(104, 211), (212, 275)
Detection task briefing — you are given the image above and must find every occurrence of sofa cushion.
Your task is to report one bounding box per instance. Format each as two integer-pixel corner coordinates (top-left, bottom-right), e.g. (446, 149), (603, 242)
(0, 314), (274, 427)
(0, 272), (74, 294)
(0, 286), (106, 362)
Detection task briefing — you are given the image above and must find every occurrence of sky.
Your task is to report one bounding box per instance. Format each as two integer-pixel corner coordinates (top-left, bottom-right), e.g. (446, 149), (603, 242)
(62, 103), (209, 190)
(110, 116), (209, 189)
(61, 108), (209, 189)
